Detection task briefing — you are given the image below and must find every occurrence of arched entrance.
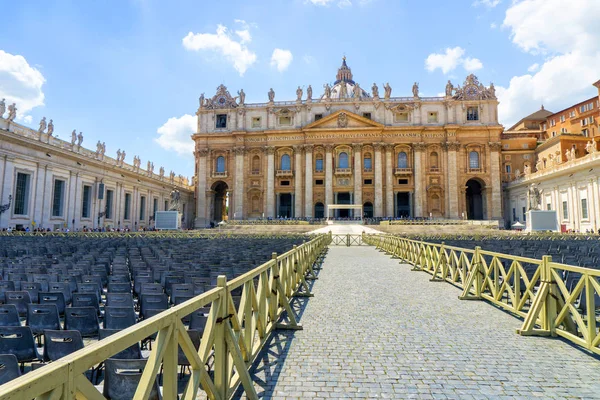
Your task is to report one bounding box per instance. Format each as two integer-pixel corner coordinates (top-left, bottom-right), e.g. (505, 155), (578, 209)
(363, 202), (373, 218)
(211, 181), (228, 222)
(465, 179), (484, 220)
(314, 202), (325, 219)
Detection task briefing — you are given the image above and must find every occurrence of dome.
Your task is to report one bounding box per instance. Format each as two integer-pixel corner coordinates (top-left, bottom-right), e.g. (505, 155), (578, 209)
(320, 57), (370, 101)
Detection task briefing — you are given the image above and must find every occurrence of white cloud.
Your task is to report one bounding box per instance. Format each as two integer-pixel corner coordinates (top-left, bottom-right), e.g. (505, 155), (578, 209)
(463, 57), (483, 71)
(497, 0), (600, 127)
(270, 49), (293, 72)
(0, 50), (45, 119)
(527, 63), (539, 72)
(490, 22), (497, 29)
(235, 29), (251, 44)
(22, 115), (32, 124)
(473, 0), (501, 7)
(182, 24), (257, 76)
(306, 0), (367, 7)
(155, 114), (196, 156)
(338, 0), (352, 7)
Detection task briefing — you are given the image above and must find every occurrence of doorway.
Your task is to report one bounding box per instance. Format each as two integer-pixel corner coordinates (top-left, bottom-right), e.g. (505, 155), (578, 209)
(336, 192), (351, 218)
(278, 193), (293, 218)
(212, 181), (228, 222)
(466, 179), (484, 220)
(396, 192), (411, 218)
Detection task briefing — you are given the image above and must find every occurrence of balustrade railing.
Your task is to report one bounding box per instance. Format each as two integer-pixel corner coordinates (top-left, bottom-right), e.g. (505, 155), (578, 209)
(394, 167), (413, 175)
(0, 234), (331, 399)
(365, 234), (600, 356)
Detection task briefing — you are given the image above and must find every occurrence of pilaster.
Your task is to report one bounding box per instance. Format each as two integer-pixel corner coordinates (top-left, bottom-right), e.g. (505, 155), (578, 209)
(293, 145), (303, 218)
(352, 143), (362, 209)
(266, 146), (275, 218)
(413, 142), (426, 218)
(325, 144), (334, 212)
(373, 142), (384, 217)
(304, 145), (313, 217)
(489, 141), (502, 220)
(385, 144), (394, 217)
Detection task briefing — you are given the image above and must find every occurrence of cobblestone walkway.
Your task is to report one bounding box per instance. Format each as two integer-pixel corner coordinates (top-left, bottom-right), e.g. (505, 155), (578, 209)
(245, 245), (600, 399)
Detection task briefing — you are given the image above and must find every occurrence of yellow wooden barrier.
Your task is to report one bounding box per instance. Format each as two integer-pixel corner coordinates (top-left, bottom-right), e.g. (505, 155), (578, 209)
(0, 234), (331, 400)
(365, 234), (600, 356)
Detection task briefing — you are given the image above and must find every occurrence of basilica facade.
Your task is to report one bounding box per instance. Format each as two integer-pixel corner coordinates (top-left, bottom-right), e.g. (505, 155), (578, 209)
(193, 59), (503, 227)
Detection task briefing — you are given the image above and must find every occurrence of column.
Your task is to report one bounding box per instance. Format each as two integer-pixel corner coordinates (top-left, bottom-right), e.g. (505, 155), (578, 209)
(293, 145), (303, 218)
(234, 147), (245, 220)
(446, 141), (460, 218)
(587, 179), (596, 231)
(413, 143), (425, 218)
(325, 144), (334, 212)
(385, 144), (394, 217)
(206, 190), (214, 222)
(352, 144), (362, 209)
(593, 179), (600, 231)
(41, 166), (53, 228)
(304, 145), (313, 218)
(195, 149), (208, 227)
(489, 142), (502, 220)
(0, 157), (14, 228)
(373, 143), (384, 217)
(266, 146), (275, 218)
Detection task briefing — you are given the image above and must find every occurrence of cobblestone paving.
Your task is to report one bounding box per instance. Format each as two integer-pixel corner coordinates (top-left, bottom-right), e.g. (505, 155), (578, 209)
(244, 245), (600, 399)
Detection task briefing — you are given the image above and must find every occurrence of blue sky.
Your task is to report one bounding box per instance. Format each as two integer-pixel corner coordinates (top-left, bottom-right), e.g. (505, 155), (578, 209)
(2, 0), (599, 177)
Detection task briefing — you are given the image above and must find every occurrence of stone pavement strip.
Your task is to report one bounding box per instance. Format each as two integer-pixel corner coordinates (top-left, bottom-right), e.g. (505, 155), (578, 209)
(242, 245), (600, 400)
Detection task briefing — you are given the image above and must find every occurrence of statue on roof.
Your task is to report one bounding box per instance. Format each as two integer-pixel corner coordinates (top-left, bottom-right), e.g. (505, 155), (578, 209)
(339, 82), (348, 98)
(306, 85), (313, 101)
(0, 99), (5, 118)
(47, 119), (54, 136)
(371, 83), (379, 98)
(323, 83), (331, 100)
(38, 117), (47, 134)
(412, 82), (419, 98)
(445, 80), (454, 97)
(268, 88), (275, 102)
(7, 103), (16, 121)
(296, 86), (303, 101)
(586, 140), (597, 154)
(71, 130), (77, 145)
(237, 89), (245, 105)
(199, 93), (205, 108)
(77, 132), (83, 147)
(353, 83), (362, 100)
(383, 83), (392, 100)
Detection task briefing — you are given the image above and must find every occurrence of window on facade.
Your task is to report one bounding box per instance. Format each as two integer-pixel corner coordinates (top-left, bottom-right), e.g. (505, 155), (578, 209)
(164, 200), (169, 211)
(278, 116), (292, 125)
(570, 110), (576, 118)
(82, 185), (92, 218)
(363, 154), (372, 170)
(561, 127), (567, 133)
(52, 179), (66, 217)
(394, 112), (408, 123)
(338, 152), (349, 169)
(124, 193), (132, 220)
(216, 114), (227, 129)
(363, 179), (373, 185)
(469, 151), (480, 169)
(280, 154), (291, 171)
(139, 196), (146, 220)
(551, 119), (556, 126)
(315, 179), (324, 185)
(105, 189), (114, 219)
(251, 117), (261, 128)
(427, 112), (438, 123)
(216, 156), (225, 173)
(362, 112), (372, 120)
(153, 198), (158, 220)
(522, 207), (526, 222)
(562, 201), (568, 220)
(397, 152), (408, 168)
(280, 180), (290, 186)
(512, 208), (516, 221)
(583, 129), (589, 137)
(14, 172), (31, 215)
(552, 131), (556, 137)
(430, 152), (438, 167)
(252, 155), (260, 173)
(315, 155), (324, 172)
(398, 179), (408, 185)
(581, 198), (588, 219)
(314, 114), (323, 121)
(466, 107), (479, 121)
(560, 116), (565, 123)
(547, 203), (551, 211)
(505, 164), (511, 173)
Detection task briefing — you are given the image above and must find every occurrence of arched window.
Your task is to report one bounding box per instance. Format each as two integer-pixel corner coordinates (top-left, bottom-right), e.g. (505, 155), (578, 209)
(469, 151), (480, 169)
(397, 152), (408, 168)
(216, 156), (225, 173)
(315, 154), (324, 172)
(338, 152), (349, 169)
(252, 155), (260, 173)
(363, 153), (372, 170)
(505, 164), (511, 173)
(281, 154), (291, 171)
(430, 152), (439, 168)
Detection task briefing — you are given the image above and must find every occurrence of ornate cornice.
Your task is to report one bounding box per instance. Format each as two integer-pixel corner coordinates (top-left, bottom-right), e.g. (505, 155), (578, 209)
(324, 144), (335, 152)
(352, 143), (362, 152)
(444, 141), (461, 151)
(292, 144), (303, 154)
(303, 144), (314, 153)
(384, 143), (394, 152)
(234, 147), (246, 156)
(373, 142), (384, 151)
(265, 146), (276, 155)
(196, 148), (209, 157)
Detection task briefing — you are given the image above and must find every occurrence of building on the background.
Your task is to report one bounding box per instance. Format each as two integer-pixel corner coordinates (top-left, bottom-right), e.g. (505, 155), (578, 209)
(0, 117), (194, 231)
(192, 58), (503, 227)
(505, 80), (600, 231)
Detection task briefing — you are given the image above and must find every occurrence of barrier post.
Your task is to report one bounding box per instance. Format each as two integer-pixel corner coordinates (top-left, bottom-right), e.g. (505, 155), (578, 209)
(459, 246), (482, 300)
(213, 275), (229, 399)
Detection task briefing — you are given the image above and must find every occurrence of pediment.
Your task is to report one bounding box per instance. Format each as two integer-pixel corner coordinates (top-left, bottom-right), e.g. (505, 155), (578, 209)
(304, 110), (384, 130)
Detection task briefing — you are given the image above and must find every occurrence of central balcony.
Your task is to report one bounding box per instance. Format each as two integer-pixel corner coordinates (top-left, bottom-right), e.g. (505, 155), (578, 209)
(276, 169), (294, 177)
(212, 171), (227, 178)
(335, 168), (352, 176)
(394, 168), (413, 175)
